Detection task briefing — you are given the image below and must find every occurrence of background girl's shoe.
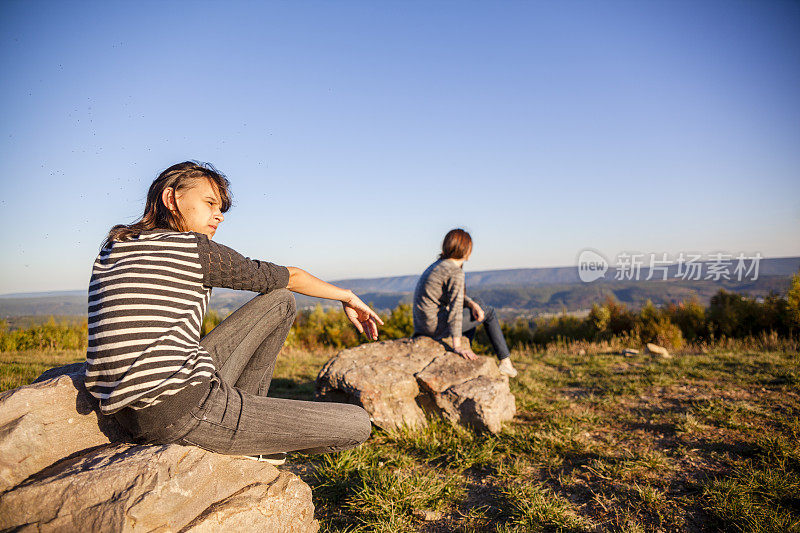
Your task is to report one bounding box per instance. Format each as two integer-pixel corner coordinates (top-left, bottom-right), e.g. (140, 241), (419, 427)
(498, 358), (518, 378)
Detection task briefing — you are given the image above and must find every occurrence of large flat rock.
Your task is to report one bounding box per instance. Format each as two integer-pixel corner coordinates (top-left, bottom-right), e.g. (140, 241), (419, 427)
(0, 443), (318, 532)
(0, 365), (127, 492)
(0, 365), (319, 532)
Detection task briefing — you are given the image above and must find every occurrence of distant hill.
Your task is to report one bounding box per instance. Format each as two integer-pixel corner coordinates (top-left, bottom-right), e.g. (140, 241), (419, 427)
(339, 256), (800, 292)
(0, 292), (88, 318)
(2, 256), (798, 321)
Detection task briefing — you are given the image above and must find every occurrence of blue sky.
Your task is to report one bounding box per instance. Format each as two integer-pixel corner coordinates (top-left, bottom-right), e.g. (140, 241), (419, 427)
(1, 0), (798, 294)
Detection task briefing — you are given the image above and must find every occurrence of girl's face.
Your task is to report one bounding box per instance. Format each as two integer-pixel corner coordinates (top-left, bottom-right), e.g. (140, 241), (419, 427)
(163, 178), (224, 238)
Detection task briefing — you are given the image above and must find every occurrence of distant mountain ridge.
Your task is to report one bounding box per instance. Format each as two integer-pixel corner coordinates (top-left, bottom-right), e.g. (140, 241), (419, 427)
(325, 256), (800, 293)
(2, 256), (798, 319)
(337, 266), (581, 293)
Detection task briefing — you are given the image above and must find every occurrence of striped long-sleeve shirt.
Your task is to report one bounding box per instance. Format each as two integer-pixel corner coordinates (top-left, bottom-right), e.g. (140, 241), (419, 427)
(84, 228), (289, 415)
(412, 258), (475, 340)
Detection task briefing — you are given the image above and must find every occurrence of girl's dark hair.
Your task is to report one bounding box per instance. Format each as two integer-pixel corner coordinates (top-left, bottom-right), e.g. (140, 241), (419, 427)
(439, 228), (473, 260)
(102, 161), (232, 249)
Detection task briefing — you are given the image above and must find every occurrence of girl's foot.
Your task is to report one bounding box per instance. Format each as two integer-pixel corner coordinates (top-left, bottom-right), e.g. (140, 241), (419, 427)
(242, 452), (287, 466)
(498, 358), (518, 378)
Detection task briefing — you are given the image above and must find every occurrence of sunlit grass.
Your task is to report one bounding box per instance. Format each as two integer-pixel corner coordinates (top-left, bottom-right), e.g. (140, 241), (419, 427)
(0, 349), (84, 392)
(3, 343), (799, 531)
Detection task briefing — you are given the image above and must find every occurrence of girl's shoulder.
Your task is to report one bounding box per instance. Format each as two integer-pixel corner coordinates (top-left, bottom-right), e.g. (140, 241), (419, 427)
(435, 258), (462, 272)
(423, 259), (462, 280)
(102, 229), (200, 252)
(132, 228), (201, 242)
(136, 227), (195, 237)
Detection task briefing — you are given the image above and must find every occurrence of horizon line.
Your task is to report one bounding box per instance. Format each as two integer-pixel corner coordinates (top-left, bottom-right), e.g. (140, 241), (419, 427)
(2, 253), (798, 298)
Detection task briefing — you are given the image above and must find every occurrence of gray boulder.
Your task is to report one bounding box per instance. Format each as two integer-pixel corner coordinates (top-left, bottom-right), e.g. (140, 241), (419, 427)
(0, 365), (319, 532)
(0, 363), (127, 492)
(0, 443), (317, 532)
(316, 336), (516, 433)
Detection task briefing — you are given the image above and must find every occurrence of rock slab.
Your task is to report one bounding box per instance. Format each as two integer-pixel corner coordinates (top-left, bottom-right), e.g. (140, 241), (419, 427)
(0, 365), (319, 532)
(0, 443), (317, 532)
(0, 363), (127, 492)
(646, 343), (671, 358)
(316, 336), (516, 433)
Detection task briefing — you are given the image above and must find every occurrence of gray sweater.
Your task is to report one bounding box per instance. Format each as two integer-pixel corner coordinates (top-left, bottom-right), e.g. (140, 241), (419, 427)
(412, 258), (474, 340)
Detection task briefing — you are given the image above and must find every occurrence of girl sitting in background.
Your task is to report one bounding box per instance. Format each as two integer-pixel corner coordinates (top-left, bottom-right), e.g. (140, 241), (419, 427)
(412, 228), (518, 377)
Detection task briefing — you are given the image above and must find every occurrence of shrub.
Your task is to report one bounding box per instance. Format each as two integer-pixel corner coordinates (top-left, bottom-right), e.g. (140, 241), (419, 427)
(784, 271), (800, 335)
(635, 300), (684, 350)
(201, 310), (223, 338)
(380, 303), (414, 340)
(588, 303), (611, 338)
(0, 317), (87, 352)
(666, 297), (707, 342)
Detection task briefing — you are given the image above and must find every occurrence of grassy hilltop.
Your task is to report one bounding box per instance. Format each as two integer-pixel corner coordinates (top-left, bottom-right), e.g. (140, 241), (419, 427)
(3, 276), (799, 530)
(3, 341), (798, 532)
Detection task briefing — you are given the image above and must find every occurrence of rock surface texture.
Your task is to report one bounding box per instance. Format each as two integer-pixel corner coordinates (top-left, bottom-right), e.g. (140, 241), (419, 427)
(316, 336), (516, 433)
(0, 364), (319, 533)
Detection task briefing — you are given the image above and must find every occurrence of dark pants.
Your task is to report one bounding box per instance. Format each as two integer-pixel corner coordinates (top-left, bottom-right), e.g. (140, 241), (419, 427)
(116, 289), (372, 456)
(462, 296), (511, 360)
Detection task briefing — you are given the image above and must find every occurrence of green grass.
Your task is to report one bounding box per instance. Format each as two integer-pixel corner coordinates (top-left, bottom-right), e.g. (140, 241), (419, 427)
(0, 349), (84, 391)
(3, 345), (799, 531)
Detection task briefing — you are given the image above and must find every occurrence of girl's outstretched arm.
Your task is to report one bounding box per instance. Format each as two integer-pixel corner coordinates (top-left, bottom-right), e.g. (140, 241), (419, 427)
(286, 267), (384, 340)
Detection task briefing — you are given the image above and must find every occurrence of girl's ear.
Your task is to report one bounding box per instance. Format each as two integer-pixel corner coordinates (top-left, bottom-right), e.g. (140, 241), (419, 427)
(161, 187), (177, 213)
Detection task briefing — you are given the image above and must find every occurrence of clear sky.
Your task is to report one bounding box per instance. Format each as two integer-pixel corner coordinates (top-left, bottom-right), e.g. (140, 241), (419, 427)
(1, 0), (798, 295)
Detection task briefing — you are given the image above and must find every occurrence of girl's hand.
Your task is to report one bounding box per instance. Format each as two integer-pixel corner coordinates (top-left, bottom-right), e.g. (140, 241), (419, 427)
(469, 302), (485, 322)
(454, 345), (478, 361)
(342, 292), (384, 341)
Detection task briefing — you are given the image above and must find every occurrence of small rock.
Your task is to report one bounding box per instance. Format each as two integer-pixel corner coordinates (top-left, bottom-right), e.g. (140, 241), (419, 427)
(621, 348), (639, 357)
(412, 509), (443, 521)
(646, 343), (671, 358)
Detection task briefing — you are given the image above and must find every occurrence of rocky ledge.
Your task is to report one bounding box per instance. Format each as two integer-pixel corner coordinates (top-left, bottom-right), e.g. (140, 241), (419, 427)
(0, 364), (318, 532)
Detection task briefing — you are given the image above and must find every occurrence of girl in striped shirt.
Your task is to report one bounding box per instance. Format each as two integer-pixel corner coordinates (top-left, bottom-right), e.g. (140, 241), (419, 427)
(86, 161), (382, 464)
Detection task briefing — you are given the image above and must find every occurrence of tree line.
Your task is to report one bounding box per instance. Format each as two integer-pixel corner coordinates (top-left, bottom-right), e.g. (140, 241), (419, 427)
(2, 272), (799, 353)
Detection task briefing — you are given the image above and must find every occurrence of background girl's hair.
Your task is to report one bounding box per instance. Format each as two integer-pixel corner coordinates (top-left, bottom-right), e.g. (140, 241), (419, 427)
(101, 161), (232, 249)
(439, 228), (472, 260)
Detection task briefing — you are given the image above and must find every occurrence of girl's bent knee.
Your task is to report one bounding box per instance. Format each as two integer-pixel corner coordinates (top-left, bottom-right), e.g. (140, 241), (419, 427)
(343, 404), (372, 444)
(254, 288), (296, 320)
(274, 288), (296, 319)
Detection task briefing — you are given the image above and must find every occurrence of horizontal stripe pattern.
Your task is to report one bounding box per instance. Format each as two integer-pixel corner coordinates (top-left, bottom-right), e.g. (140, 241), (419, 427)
(84, 230), (215, 414)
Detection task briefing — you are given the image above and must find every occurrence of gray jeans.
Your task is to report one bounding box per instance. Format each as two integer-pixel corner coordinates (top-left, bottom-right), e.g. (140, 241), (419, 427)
(116, 289), (372, 456)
